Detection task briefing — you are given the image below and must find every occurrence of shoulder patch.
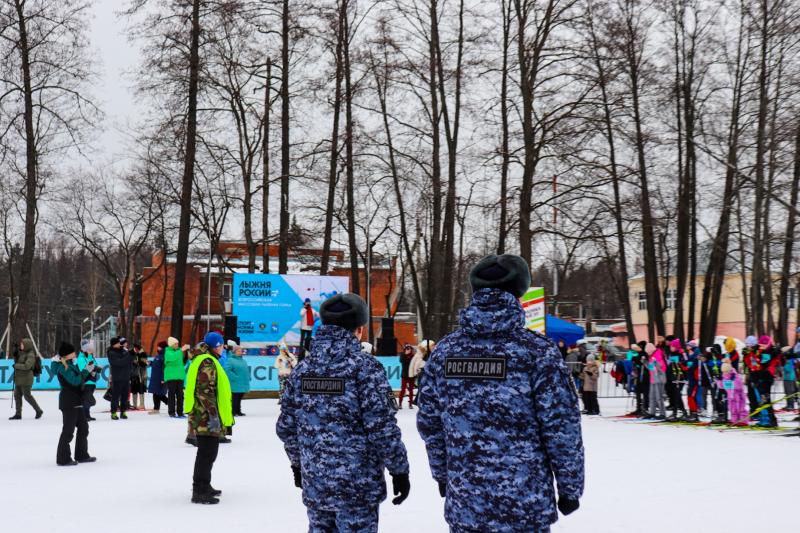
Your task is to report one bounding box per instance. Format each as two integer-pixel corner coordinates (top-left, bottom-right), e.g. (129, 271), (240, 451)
(444, 357), (507, 380)
(301, 377), (345, 395)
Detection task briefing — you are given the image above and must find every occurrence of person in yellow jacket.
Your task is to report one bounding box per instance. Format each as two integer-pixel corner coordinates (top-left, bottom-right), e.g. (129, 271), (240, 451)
(184, 331), (233, 505)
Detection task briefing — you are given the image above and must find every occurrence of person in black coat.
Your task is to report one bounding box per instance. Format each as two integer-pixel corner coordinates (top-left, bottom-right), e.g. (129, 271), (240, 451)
(53, 342), (97, 466)
(148, 341), (168, 411)
(107, 337), (132, 420)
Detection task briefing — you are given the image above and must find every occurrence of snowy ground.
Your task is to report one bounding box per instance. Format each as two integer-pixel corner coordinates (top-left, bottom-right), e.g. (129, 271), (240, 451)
(1, 392), (796, 533)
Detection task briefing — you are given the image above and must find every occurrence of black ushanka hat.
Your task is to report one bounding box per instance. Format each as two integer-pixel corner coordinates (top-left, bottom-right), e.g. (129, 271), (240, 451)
(319, 293), (369, 331)
(469, 254), (532, 298)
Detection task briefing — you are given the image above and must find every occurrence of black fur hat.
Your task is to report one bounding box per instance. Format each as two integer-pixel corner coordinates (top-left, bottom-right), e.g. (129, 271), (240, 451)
(319, 293), (369, 331)
(469, 254), (531, 298)
(58, 342), (75, 358)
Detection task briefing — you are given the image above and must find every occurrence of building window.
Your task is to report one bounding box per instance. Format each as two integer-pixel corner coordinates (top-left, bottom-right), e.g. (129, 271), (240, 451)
(223, 283), (232, 302)
(637, 291), (647, 311)
(665, 289), (677, 310)
(789, 288), (798, 310)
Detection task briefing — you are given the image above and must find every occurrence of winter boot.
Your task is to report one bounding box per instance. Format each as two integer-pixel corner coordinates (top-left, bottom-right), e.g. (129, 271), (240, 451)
(711, 415), (728, 425)
(683, 412), (699, 423)
(35, 410), (43, 419)
(9, 414), (21, 420)
(191, 492), (219, 505)
(208, 486), (222, 497)
(120, 412), (128, 420)
(111, 412), (119, 420)
(665, 412), (679, 423)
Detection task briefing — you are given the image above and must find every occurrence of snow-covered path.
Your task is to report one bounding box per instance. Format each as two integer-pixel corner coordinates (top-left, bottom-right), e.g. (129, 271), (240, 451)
(1, 392), (795, 532)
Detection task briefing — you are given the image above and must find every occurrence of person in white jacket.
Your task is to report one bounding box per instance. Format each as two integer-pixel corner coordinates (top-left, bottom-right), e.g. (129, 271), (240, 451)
(275, 343), (297, 401)
(410, 339), (435, 379)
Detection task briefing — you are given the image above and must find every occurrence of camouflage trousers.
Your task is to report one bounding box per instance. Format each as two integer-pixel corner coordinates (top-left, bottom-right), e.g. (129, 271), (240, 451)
(450, 527), (550, 533)
(306, 505), (378, 533)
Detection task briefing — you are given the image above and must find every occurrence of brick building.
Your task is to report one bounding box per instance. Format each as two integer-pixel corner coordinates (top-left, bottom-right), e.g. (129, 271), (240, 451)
(131, 242), (417, 354)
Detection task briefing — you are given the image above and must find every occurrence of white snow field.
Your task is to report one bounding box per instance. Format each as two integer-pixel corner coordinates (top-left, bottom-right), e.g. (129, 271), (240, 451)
(1, 392), (796, 533)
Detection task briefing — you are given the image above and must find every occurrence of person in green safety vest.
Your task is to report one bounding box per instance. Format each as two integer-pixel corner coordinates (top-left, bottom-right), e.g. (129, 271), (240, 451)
(184, 331), (233, 505)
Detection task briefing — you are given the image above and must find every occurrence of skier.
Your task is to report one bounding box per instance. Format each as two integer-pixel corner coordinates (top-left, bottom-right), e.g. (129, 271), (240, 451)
(644, 343), (666, 420)
(665, 339), (688, 422)
(53, 342), (98, 466)
(782, 347), (798, 410)
(417, 254), (584, 533)
(9, 338), (43, 420)
(718, 358), (746, 425)
(185, 332), (233, 504)
(107, 337), (132, 420)
(751, 336), (778, 427)
(76, 340), (98, 421)
(277, 293), (410, 532)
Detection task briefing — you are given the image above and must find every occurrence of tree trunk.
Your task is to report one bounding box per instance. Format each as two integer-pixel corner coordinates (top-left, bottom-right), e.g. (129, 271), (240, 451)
(699, 21), (745, 346)
(278, 0), (291, 274)
(170, 0), (201, 339)
(425, 0), (443, 337)
(750, 0), (770, 335)
(497, 0), (511, 254)
(587, 6), (636, 344)
(777, 121), (800, 345)
(342, 6), (360, 296)
(321, 3), (345, 276)
(624, 5), (664, 339)
(262, 59), (272, 273)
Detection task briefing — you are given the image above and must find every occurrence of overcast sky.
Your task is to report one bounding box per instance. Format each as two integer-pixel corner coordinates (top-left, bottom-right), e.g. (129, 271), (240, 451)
(88, 1), (141, 167)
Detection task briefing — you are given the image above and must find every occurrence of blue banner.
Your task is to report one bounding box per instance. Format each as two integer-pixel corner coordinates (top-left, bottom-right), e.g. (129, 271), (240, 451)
(0, 356), (403, 392)
(232, 273), (349, 346)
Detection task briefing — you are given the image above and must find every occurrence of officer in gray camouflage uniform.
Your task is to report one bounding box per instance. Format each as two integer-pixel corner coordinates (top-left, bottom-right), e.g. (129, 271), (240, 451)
(417, 254), (584, 533)
(276, 293), (410, 533)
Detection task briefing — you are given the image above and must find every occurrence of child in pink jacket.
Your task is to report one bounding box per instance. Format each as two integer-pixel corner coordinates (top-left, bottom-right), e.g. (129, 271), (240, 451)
(718, 358), (747, 425)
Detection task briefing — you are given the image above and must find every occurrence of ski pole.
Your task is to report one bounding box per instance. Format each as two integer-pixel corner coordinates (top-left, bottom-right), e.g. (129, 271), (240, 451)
(730, 390), (800, 426)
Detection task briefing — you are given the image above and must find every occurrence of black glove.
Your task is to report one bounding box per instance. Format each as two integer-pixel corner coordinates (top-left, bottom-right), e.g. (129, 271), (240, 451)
(291, 465), (302, 488)
(558, 497), (580, 516)
(391, 473), (410, 505)
(438, 481), (446, 498)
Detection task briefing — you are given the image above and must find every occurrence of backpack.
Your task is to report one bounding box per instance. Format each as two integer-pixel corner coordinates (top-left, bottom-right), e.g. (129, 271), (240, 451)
(33, 354), (42, 377)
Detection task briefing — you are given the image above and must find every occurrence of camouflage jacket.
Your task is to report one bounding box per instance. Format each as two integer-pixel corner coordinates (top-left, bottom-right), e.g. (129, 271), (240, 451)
(276, 325), (409, 511)
(417, 289), (585, 532)
(188, 357), (223, 438)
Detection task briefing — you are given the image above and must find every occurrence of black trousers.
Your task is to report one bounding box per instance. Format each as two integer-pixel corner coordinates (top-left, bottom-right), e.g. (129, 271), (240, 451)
(82, 384), (96, 418)
(57, 407), (89, 464)
(747, 383), (759, 417)
(111, 380), (130, 414)
(666, 383), (686, 414)
(300, 329), (313, 352)
(167, 380), (185, 416)
(152, 393), (167, 411)
(583, 391), (600, 414)
(193, 435), (220, 493)
(232, 392), (244, 415)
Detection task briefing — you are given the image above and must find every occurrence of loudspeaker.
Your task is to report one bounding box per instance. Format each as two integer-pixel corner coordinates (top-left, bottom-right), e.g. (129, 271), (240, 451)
(377, 337), (398, 356)
(381, 317), (395, 337)
(224, 315), (238, 342)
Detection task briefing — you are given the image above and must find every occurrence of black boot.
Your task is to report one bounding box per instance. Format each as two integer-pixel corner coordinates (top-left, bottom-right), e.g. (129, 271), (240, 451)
(191, 492), (219, 505)
(665, 412), (679, 422)
(208, 486), (222, 496)
(9, 414), (21, 420)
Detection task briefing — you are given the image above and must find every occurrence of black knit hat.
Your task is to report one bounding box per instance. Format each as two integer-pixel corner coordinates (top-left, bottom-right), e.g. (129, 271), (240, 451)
(110, 337), (120, 347)
(319, 293), (369, 331)
(469, 254), (531, 298)
(58, 342), (75, 358)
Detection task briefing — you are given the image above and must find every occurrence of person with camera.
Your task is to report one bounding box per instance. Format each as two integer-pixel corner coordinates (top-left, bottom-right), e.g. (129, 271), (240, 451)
(52, 342), (98, 466)
(76, 340), (99, 421)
